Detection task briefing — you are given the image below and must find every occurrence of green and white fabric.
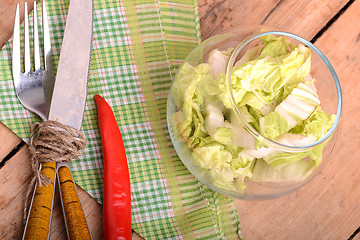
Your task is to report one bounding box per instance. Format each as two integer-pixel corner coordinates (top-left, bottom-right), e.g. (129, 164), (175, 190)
(0, 0), (243, 238)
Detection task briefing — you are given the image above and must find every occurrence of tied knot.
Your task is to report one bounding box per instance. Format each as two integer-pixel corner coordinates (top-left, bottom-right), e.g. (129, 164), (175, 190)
(28, 120), (87, 187)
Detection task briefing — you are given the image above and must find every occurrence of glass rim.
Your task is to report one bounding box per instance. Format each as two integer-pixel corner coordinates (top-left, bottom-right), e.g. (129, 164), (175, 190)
(225, 31), (343, 151)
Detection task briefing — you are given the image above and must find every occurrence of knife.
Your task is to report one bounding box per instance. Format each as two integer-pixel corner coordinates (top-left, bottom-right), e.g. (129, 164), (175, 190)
(23, 0), (93, 239)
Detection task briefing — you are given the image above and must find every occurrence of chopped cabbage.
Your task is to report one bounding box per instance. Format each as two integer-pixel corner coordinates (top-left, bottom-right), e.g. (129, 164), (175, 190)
(170, 35), (335, 192)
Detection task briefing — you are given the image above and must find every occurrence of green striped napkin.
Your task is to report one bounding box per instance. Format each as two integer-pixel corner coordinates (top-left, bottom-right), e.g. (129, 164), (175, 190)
(0, 0), (243, 238)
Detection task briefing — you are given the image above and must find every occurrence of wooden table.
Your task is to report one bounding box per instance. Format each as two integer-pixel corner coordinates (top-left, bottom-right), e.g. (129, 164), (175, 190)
(1, 0), (359, 239)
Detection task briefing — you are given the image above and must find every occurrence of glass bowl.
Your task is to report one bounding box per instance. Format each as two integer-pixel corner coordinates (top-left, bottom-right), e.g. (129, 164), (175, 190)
(167, 26), (342, 200)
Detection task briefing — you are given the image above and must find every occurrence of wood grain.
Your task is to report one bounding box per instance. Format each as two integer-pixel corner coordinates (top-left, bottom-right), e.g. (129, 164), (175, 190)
(0, 123), (21, 160)
(199, 0), (360, 239)
(0, 0), (37, 49)
(0, 123), (104, 239)
(199, 0), (349, 40)
(234, 1), (360, 239)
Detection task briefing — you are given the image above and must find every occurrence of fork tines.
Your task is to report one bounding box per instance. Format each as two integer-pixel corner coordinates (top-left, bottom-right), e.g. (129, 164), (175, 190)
(12, 1), (51, 76)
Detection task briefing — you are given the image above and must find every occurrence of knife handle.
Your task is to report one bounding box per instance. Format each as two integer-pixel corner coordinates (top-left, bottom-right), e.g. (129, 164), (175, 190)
(23, 162), (57, 240)
(58, 165), (92, 240)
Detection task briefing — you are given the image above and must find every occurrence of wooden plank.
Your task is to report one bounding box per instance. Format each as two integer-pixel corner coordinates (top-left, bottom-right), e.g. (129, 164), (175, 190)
(0, 0), (37, 49)
(0, 143), (29, 239)
(260, 0), (350, 39)
(0, 122), (22, 161)
(235, 0), (360, 239)
(199, 0), (349, 40)
(0, 132), (104, 239)
(354, 229), (360, 240)
(198, 0), (281, 39)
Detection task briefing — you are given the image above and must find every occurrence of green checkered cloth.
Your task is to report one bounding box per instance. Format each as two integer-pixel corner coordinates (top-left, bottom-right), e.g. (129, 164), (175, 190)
(0, 0), (243, 239)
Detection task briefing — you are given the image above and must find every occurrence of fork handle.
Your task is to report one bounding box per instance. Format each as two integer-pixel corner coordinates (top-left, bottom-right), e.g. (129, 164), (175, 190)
(23, 162), (56, 240)
(58, 165), (92, 240)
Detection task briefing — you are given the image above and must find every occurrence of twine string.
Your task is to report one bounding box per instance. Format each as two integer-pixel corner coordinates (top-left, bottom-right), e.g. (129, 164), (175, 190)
(23, 120), (86, 221)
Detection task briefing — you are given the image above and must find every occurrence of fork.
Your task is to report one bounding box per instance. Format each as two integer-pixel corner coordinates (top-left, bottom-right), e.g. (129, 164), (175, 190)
(12, 2), (91, 239)
(12, 1), (54, 121)
(12, 2), (57, 239)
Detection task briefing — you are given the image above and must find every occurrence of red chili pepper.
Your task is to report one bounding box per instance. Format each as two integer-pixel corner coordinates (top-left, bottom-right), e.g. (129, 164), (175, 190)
(94, 94), (131, 240)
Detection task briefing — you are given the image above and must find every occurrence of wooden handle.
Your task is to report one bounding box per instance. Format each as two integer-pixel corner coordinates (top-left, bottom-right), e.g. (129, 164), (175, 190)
(58, 165), (92, 240)
(23, 162), (57, 240)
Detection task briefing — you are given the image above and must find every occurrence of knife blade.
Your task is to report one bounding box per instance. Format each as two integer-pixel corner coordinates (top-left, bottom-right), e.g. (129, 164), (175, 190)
(23, 0), (93, 239)
(49, 0), (92, 128)
(50, 0), (93, 239)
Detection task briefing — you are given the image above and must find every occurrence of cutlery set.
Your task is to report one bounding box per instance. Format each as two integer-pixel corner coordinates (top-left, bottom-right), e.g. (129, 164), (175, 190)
(12, 0), (94, 238)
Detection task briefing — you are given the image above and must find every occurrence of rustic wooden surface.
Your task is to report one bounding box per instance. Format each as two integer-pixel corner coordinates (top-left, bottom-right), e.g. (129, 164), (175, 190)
(1, 0), (360, 239)
(199, 0), (360, 239)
